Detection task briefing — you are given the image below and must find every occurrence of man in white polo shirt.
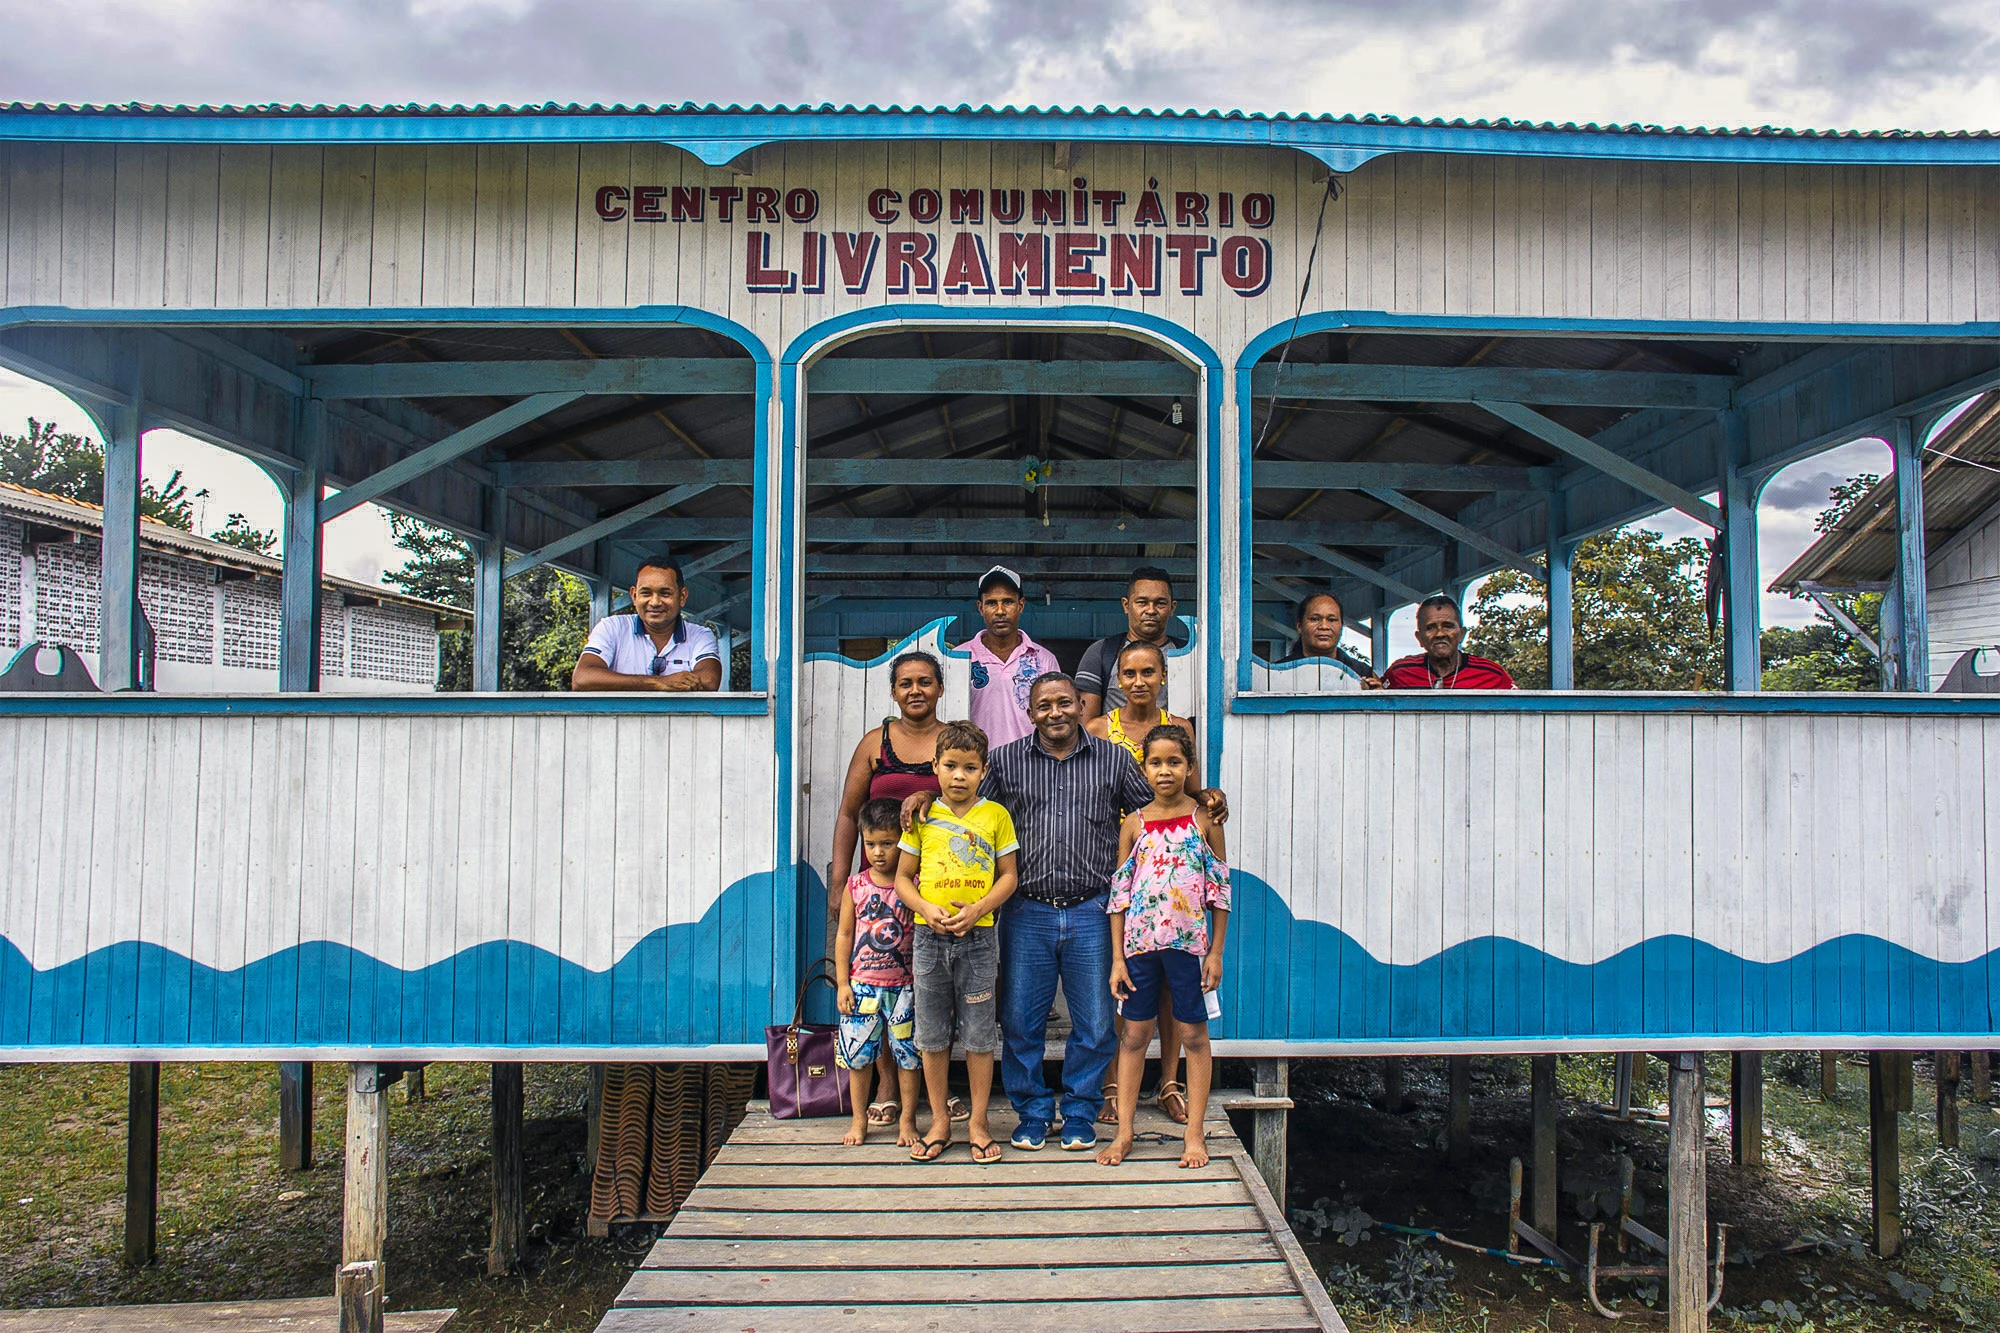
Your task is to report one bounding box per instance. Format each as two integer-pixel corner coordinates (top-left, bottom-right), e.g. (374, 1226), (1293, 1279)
(571, 555), (722, 692)
(956, 565), (1059, 747)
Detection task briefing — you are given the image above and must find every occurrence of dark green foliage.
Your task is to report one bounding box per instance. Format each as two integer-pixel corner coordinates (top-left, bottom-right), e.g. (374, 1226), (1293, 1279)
(382, 512), (590, 691)
(1761, 475), (1889, 693)
(1465, 528), (1723, 690)
(0, 417), (195, 528)
(206, 512), (277, 554)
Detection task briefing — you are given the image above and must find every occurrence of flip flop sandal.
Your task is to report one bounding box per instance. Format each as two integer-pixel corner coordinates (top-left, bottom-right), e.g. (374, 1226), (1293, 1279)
(947, 1095), (971, 1123)
(970, 1138), (1003, 1165)
(1097, 1083), (1121, 1124)
(866, 1100), (900, 1127)
(909, 1136), (950, 1163)
(1158, 1080), (1190, 1125)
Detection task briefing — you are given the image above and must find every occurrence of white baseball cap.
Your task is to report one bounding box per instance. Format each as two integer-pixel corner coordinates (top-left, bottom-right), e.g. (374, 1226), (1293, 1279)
(977, 564), (1022, 595)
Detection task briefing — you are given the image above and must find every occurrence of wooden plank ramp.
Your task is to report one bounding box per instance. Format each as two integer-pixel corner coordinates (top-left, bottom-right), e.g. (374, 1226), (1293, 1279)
(0, 1299), (453, 1332)
(598, 1099), (1344, 1333)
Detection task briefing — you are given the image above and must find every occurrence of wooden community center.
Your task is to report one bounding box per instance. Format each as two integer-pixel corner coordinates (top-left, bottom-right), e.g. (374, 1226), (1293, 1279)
(2, 99), (2000, 1332)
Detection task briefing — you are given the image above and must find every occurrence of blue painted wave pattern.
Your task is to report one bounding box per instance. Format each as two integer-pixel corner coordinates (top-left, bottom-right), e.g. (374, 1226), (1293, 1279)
(1218, 875), (2000, 1042)
(0, 873), (786, 1050)
(3, 870), (1994, 1049)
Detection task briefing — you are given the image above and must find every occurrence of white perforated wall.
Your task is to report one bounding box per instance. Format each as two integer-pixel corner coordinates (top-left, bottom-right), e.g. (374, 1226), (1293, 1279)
(140, 552), (215, 664)
(0, 520), (21, 654)
(35, 537), (100, 651)
(220, 578), (280, 672)
(346, 603), (436, 684)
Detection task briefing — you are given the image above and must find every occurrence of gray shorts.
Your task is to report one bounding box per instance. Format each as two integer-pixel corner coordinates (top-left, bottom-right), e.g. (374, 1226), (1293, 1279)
(912, 924), (1001, 1054)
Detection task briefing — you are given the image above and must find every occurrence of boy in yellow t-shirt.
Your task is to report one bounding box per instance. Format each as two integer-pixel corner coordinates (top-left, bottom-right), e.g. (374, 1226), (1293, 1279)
(896, 720), (1018, 1165)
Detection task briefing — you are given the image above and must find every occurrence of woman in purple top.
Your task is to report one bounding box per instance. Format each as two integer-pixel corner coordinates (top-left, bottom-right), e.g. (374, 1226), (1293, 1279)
(828, 651), (966, 1128)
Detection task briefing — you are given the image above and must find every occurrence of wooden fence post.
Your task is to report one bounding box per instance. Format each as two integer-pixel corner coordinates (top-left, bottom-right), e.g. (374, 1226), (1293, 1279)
(343, 1063), (389, 1289)
(1666, 1052), (1709, 1333)
(1447, 1056), (1472, 1164)
(124, 1061), (160, 1268)
(280, 1061), (313, 1171)
(1530, 1055), (1559, 1235)
(1252, 1058), (1288, 1208)
(490, 1062), (526, 1275)
(1730, 1053), (1763, 1167)
(1935, 1052), (1959, 1150)
(1868, 1052), (1902, 1258)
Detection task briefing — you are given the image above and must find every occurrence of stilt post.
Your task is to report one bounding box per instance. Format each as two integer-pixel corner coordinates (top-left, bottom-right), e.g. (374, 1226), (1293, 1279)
(1666, 1052), (1710, 1333)
(1381, 1057), (1404, 1113)
(124, 1061), (160, 1267)
(1935, 1051), (1960, 1149)
(337, 1261), (384, 1333)
(1530, 1054), (1559, 1236)
(406, 1066), (425, 1104)
(1613, 1052), (1635, 1117)
(1820, 1052), (1839, 1101)
(1869, 1052), (1902, 1258)
(1252, 1058), (1288, 1208)
(473, 489), (509, 692)
(343, 1063), (389, 1291)
(489, 1062), (526, 1275)
(1890, 416), (1931, 692)
(584, 1064), (605, 1177)
(1972, 1050), (1992, 1103)
(1730, 1052), (1763, 1168)
(280, 1061), (314, 1170)
(99, 380), (146, 692)
(1447, 1056), (1472, 1164)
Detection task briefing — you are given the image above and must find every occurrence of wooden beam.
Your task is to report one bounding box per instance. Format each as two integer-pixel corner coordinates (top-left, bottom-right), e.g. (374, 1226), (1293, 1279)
(1447, 1057), (1472, 1165)
(1821, 1052), (1840, 1101)
(622, 517), (1421, 548)
(1731, 1053), (1763, 1168)
(1364, 487), (1545, 580)
(124, 1061), (159, 1268)
(1285, 540), (1429, 605)
(1936, 1051), (1960, 1149)
(1547, 489), (1575, 690)
(320, 392), (583, 522)
(809, 358), (1197, 397)
(1530, 1055), (1558, 1236)
(1480, 401), (1723, 529)
(1973, 1051), (1992, 1104)
(1251, 1059), (1287, 1208)
(302, 357), (756, 399)
(503, 482), (718, 578)
(100, 382), (144, 693)
(489, 1063), (526, 1276)
(1890, 416), (1931, 691)
(1254, 461), (1556, 492)
(1250, 362), (1736, 409)
(1381, 1058), (1405, 1113)
(1869, 1051), (1902, 1258)
(278, 405), (325, 692)
(472, 489), (507, 693)
(344, 1063), (389, 1278)
(280, 1062), (313, 1170)
(1666, 1052), (1710, 1333)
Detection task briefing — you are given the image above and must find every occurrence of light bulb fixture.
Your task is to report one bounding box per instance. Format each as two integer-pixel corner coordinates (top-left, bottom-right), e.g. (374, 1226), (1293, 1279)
(1169, 398), (1185, 426)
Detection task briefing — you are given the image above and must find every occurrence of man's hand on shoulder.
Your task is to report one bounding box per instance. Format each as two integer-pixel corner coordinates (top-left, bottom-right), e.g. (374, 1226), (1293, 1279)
(1194, 788), (1229, 824)
(898, 791), (930, 830)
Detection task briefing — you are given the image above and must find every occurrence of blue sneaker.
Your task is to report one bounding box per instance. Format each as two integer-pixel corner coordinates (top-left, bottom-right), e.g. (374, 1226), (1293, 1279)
(1060, 1120), (1098, 1152)
(1010, 1121), (1048, 1152)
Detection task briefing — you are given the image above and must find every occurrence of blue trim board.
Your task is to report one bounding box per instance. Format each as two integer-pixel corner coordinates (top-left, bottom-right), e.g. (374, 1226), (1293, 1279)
(1227, 690), (2000, 716)
(0, 872), (783, 1051)
(8, 107), (2000, 174)
(0, 691), (771, 717)
(1215, 877), (1996, 1043)
(802, 616), (969, 669)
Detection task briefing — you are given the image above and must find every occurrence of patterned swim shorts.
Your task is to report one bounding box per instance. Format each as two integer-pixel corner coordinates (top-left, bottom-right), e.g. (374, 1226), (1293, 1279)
(836, 981), (920, 1071)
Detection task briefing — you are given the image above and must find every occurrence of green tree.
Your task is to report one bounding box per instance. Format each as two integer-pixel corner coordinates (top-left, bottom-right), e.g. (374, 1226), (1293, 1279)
(207, 512), (277, 554)
(0, 418), (195, 528)
(1466, 528), (1723, 690)
(382, 512), (591, 691)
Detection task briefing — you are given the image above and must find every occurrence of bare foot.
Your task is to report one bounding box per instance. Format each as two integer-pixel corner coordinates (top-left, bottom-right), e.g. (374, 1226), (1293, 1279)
(896, 1114), (921, 1149)
(1179, 1134), (1209, 1169)
(842, 1115), (868, 1147)
(1096, 1134), (1134, 1166)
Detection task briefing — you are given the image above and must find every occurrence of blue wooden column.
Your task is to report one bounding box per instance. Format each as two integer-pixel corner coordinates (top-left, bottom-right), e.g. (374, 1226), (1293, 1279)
(98, 380), (145, 692)
(1370, 615), (1390, 672)
(1890, 416), (1930, 692)
(1718, 411), (1761, 693)
(278, 399), (325, 692)
(1544, 488), (1575, 690)
(473, 488), (509, 692)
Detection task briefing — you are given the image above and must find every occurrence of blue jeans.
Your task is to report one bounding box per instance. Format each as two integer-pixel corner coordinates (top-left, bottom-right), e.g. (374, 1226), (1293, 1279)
(999, 893), (1115, 1129)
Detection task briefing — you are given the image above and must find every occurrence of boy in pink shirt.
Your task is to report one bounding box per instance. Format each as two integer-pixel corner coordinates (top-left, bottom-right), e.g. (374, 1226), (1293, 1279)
(957, 566), (1060, 748)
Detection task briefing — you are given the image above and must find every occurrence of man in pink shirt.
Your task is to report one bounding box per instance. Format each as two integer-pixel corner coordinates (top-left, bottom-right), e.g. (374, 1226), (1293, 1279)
(958, 566), (1060, 748)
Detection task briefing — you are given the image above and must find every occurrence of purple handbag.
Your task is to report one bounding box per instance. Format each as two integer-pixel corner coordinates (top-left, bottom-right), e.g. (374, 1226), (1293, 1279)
(765, 962), (853, 1120)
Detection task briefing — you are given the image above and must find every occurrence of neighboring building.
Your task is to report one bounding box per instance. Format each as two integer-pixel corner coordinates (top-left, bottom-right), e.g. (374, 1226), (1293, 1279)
(0, 481), (453, 692)
(1773, 392), (2000, 690)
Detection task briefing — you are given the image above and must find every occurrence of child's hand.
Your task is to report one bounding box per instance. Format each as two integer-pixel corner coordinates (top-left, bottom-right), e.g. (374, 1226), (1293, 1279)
(916, 899), (952, 932)
(1108, 961), (1134, 1001)
(1200, 953), (1224, 993)
(938, 900), (976, 934)
(836, 982), (856, 1015)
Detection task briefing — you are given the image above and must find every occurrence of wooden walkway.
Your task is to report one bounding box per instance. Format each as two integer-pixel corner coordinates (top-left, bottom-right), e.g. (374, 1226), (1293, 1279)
(0, 1299), (453, 1332)
(598, 1099), (1344, 1333)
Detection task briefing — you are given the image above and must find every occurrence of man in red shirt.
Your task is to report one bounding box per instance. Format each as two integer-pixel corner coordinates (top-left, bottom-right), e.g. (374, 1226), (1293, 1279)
(1370, 595), (1516, 690)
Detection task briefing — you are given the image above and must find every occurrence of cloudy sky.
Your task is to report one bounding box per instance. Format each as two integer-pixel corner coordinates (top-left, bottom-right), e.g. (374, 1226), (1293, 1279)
(1, 0), (1984, 623)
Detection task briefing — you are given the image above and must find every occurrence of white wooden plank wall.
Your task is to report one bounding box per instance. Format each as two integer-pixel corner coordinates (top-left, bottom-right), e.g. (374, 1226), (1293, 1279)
(8, 142), (1999, 355)
(0, 711), (777, 1043)
(1221, 709), (1997, 969)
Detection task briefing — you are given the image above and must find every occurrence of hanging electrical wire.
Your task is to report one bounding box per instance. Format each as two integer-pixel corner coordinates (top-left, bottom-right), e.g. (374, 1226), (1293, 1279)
(1251, 172), (1341, 457)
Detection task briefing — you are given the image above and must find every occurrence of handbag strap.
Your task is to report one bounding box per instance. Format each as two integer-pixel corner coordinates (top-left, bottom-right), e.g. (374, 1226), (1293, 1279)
(791, 958), (838, 1027)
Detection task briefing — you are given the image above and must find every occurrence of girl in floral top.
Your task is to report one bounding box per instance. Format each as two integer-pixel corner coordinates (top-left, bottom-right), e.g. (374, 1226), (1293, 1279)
(1097, 724), (1231, 1170)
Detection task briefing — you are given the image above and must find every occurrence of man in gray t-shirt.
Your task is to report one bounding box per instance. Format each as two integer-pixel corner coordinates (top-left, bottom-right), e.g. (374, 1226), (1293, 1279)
(1076, 566), (1188, 722)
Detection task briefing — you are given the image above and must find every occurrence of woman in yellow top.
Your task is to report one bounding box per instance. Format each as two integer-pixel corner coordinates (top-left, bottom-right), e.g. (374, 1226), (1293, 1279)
(1083, 641), (1200, 1126)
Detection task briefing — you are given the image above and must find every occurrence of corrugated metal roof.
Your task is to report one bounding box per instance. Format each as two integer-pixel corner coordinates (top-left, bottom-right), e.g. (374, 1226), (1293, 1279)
(0, 481), (461, 617)
(2, 100), (1993, 138)
(1771, 393), (2000, 592)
